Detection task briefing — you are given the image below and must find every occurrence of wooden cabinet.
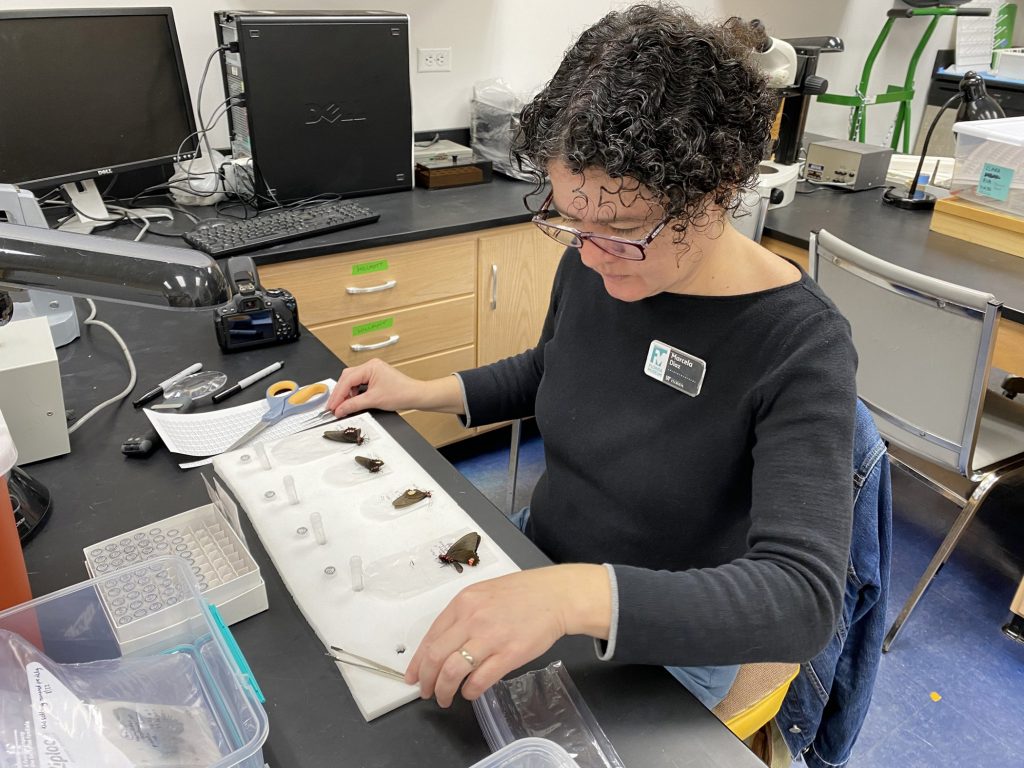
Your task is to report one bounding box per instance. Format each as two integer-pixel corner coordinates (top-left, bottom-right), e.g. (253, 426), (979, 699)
(259, 222), (561, 447)
(477, 226), (563, 366)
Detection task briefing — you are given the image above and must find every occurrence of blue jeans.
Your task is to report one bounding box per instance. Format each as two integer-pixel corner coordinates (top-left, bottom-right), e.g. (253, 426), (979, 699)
(508, 507), (738, 709)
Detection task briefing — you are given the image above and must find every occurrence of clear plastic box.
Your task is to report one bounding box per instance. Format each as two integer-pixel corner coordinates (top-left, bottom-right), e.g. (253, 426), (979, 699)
(469, 737), (580, 768)
(0, 557), (268, 768)
(951, 116), (1024, 215)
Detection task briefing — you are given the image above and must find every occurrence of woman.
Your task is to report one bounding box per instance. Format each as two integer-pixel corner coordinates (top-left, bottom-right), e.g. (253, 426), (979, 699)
(326, 4), (856, 716)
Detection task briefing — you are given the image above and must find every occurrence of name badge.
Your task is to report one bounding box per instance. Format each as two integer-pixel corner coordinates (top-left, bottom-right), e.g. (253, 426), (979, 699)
(644, 339), (706, 397)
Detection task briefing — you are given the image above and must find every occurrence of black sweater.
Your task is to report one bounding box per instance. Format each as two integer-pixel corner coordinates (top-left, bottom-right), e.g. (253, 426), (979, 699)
(459, 250), (857, 666)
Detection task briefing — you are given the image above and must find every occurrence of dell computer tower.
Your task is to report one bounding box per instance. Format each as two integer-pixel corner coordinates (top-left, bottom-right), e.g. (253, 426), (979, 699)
(215, 10), (412, 204)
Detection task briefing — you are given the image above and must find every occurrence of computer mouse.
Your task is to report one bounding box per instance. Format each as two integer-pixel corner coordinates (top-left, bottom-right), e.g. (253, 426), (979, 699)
(192, 218), (234, 234)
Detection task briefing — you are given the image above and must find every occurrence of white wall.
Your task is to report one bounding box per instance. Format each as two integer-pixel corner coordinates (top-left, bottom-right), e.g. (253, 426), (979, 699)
(12, 1), (1010, 149)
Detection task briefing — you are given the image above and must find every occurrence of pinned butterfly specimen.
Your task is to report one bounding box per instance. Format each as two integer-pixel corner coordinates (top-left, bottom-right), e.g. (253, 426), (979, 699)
(355, 455), (384, 473)
(392, 488), (432, 508)
(324, 426), (366, 445)
(438, 532), (481, 574)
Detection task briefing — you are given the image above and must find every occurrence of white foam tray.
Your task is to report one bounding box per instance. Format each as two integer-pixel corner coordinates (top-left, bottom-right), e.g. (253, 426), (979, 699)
(213, 413), (519, 720)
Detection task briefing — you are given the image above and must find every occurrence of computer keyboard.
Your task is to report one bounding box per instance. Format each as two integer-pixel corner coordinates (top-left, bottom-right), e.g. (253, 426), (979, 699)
(183, 200), (380, 257)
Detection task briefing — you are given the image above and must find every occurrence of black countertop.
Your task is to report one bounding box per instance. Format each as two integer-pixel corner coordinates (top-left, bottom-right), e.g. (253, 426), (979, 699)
(763, 185), (1024, 322)
(20, 300), (760, 768)
(202, 173), (1024, 322)
(234, 176), (540, 266)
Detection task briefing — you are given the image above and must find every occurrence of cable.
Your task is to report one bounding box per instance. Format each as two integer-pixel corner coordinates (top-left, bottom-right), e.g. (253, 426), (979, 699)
(67, 299), (138, 435)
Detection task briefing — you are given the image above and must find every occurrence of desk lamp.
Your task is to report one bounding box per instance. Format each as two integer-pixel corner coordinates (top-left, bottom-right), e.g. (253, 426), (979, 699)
(882, 70), (1005, 210)
(0, 199), (229, 544)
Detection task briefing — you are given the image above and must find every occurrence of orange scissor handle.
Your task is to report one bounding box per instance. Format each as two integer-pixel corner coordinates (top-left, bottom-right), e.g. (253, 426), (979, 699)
(266, 379), (299, 398)
(287, 381), (329, 405)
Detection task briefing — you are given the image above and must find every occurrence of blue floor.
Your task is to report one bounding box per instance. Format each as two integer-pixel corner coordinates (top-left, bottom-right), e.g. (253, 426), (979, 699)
(447, 429), (1024, 767)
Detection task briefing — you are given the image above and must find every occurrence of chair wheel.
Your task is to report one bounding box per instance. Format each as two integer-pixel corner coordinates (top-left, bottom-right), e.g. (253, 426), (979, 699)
(1002, 614), (1024, 644)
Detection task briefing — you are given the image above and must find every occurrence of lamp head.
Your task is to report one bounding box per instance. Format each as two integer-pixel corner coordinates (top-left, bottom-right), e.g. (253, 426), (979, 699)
(957, 71), (1006, 122)
(0, 223), (229, 313)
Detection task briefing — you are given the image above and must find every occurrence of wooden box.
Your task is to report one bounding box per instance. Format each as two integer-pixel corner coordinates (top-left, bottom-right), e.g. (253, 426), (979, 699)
(930, 196), (1024, 258)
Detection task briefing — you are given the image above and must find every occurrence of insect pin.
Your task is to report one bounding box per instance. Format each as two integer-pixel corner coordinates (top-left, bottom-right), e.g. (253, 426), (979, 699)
(392, 488), (431, 509)
(355, 455), (385, 473)
(324, 426), (365, 445)
(438, 532), (481, 574)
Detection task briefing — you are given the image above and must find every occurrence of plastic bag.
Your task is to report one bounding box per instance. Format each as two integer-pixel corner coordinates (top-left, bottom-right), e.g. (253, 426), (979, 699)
(0, 629), (225, 767)
(168, 149), (226, 207)
(473, 661), (625, 768)
(470, 79), (539, 182)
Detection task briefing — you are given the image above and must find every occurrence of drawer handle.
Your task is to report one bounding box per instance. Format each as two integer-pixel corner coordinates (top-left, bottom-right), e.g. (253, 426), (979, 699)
(490, 264), (498, 310)
(346, 279), (397, 295)
(350, 334), (400, 352)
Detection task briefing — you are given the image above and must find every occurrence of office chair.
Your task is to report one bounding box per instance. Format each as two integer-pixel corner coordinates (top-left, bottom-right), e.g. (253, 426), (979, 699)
(810, 229), (1024, 651)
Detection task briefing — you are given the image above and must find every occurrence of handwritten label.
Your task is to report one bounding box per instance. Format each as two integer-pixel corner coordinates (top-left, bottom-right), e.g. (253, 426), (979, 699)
(352, 317), (394, 337)
(977, 162), (1014, 202)
(352, 259), (388, 276)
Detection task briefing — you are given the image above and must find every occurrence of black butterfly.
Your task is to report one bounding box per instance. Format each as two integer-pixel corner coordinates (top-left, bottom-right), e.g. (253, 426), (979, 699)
(355, 455), (384, 473)
(438, 532), (481, 574)
(324, 426), (365, 445)
(392, 488), (431, 508)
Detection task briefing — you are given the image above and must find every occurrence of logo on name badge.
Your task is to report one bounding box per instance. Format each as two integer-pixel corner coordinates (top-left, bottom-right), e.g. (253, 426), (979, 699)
(644, 339), (706, 397)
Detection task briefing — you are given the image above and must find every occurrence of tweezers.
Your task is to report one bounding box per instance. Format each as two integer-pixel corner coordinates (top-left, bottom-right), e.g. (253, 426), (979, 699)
(327, 645), (406, 682)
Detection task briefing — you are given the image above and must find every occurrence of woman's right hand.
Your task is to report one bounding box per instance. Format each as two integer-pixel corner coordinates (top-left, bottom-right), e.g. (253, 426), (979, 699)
(327, 359), (466, 418)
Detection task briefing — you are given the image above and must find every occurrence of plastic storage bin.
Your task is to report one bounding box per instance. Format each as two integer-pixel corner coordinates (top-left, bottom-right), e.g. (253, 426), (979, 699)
(0, 557), (268, 768)
(951, 116), (1024, 215)
(469, 738), (580, 768)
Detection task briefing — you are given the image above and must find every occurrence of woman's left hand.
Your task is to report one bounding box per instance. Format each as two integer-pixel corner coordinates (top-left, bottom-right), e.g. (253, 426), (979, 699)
(405, 563), (611, 707)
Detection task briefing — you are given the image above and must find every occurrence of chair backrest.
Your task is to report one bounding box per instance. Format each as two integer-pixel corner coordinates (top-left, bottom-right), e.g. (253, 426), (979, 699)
(810, 229), (1001, 476)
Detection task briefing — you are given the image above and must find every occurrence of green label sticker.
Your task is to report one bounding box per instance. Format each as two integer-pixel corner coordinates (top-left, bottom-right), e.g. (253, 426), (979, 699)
(977, 162), (1014, 202)
(352, 259), (389, 275)
(352, 317), (394, 337)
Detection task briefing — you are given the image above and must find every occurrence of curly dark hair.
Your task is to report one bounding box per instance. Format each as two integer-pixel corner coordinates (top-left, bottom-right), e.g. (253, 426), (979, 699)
(513, 4), (778, 234)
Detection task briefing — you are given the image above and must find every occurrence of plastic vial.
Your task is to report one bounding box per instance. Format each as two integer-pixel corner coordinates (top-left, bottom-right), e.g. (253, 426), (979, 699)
(283, 475), (300, 505)
(350, 555), (364, 592)
(310, 512), (327, 546)
(254, 443), (272, 470)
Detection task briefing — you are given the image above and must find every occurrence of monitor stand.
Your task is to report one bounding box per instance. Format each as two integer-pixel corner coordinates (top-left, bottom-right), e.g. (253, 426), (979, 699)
(58, 178), (173, 235)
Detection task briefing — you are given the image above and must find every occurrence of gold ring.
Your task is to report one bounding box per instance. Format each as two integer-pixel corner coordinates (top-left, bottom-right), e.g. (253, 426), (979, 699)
(459, 649), (477, 668)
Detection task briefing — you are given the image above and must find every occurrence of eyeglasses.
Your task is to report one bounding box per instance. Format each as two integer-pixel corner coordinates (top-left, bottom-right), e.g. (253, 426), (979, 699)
(530, 192), (670, 261)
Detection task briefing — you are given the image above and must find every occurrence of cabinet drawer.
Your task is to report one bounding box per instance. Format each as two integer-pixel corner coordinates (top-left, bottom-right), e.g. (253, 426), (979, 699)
(399, 410), (475, 447)
(259, 238), (476, 326)
(310, 296), (475, 366)
(393, 345), (476, 381)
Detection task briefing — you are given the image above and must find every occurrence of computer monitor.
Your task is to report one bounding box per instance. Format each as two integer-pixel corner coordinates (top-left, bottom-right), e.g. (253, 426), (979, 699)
(0, 8), (198, 233)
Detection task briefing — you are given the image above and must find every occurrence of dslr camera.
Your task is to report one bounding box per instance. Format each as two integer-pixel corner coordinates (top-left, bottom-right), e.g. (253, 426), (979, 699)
(214, 256), (300, 351)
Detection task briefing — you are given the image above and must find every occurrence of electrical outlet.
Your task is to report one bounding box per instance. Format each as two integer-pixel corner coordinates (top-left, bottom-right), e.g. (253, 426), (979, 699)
(417, 47), (451, 73)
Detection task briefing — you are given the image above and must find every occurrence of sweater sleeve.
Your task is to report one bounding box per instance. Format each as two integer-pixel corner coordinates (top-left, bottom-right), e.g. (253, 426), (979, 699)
(457, 249), (570, 427)
(608, 308), (858, 666)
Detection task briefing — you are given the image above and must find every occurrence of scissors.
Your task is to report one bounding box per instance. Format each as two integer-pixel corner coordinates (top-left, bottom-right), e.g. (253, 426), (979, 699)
(225, 380), (329, 452)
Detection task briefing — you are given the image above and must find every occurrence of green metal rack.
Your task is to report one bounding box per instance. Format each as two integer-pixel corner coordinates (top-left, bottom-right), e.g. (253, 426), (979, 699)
(817, 5), (991, 153)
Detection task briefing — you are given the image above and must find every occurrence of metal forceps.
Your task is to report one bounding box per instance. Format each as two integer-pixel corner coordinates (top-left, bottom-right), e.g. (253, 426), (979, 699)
(224, 380), (329, 452)
(326, 645), (406, 682)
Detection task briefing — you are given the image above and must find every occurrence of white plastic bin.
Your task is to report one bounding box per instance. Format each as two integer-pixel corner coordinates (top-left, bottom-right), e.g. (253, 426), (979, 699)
(0, 557), (268, 767)
(469, 737), (580, 768)
(951, 116), (1024, 215)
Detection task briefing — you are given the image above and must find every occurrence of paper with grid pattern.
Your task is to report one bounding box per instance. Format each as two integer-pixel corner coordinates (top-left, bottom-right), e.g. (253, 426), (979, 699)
(212, 412), (520, 721)
(143, 378), (336, 458)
